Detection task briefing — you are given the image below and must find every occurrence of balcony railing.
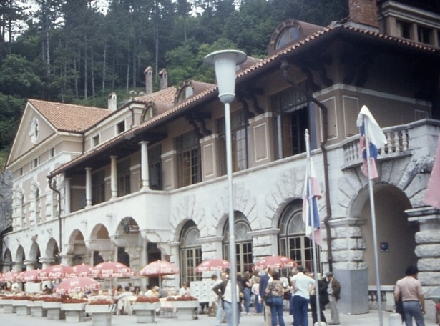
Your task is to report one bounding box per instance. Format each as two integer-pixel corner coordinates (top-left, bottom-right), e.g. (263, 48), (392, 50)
(343, 125), (411, 167)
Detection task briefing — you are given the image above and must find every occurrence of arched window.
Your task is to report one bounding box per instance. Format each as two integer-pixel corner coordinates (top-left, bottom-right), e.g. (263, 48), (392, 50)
(19, 192), (25, 227)
(223, 213), (253, 273)
(179, 221), (202, 283)
(279, 202), (320, 273)
(276, 26), (301, 50)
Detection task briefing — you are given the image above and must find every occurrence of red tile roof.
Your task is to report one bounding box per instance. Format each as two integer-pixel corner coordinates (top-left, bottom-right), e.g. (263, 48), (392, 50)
(29, 99), (111, 133)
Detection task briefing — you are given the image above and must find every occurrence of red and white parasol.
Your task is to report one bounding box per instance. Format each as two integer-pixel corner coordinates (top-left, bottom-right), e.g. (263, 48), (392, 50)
(196, 259), (230, 272)
(139, 260), (180, 277)
(39, 264), (76, 280)
(91, 261), (135, 278)
(253, 255), (296, 271)
(53, 276), (101, 295)
(73, 264), (93, 277)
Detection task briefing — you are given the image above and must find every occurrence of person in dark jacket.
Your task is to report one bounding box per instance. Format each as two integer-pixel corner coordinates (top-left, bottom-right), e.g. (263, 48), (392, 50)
(259, 267), (272, 326)
(310, 275), (328, 325)
(324, 272), (341, 325)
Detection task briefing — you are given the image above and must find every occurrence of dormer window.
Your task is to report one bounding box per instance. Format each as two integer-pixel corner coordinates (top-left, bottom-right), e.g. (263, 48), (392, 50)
(141, 104), (155, 123)
(178, 85), (193, 102)
(116, 121), (125, 134)
(92, 134), (100, 147)
(276, 26), (301, 50)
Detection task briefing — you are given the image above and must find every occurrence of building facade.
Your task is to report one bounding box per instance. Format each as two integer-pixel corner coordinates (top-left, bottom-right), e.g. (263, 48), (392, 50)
(3, 0), (440, 317)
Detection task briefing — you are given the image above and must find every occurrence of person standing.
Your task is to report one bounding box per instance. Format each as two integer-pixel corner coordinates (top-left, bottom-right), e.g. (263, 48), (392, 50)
(242, 271), (252, 315)
(259, 267), (273, 326)
(213, 272), (227, 326)
(266, 271), (286, 326)
(324, 272), (341, 325)
(223, 274), (242, 326)
(252, 276), (263, 315)
(309, 274), (328, 325)
(394, 265), (425, 326)
(292, 265), (315, 326)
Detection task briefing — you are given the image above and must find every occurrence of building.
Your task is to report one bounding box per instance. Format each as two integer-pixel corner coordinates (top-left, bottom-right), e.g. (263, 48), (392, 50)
(3, 0), (440, 316)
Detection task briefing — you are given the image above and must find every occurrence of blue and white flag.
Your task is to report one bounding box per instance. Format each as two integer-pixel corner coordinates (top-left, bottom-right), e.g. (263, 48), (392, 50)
(303, 131), (323, 246)
(356, 105), (387, 179)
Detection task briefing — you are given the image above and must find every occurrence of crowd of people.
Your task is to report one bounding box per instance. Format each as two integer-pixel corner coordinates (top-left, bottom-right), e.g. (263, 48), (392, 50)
(211, 265), (341, 326)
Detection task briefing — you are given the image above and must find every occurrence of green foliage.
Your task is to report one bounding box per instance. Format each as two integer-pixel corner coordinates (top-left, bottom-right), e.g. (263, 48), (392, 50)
(0, 0), (349, 153)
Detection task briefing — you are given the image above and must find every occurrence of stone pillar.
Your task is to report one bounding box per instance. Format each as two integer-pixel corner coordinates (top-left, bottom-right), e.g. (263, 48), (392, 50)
(64, 177), (71, 214)
(140, 141), (150, 190)
(111, 156), (118, 199)
(100, 250), (114, 262)
(39, 257), (55, 270)
(13, 261), (24, 272)
(24, 260), (36, 271)
(407, 207), (440, 294)
(59, 254), (74, 266)
(85, 167), (92, 207)
(2, 262), (12, 273)
(249, 228), (280, 260)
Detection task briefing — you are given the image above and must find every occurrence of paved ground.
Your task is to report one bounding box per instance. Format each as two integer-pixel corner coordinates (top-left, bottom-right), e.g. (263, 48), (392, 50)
(0, 308), (438, 326)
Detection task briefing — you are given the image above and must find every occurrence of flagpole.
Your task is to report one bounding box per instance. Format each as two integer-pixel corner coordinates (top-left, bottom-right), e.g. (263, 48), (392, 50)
(305, 129), (322, 326)
(363, 117), (383, 326)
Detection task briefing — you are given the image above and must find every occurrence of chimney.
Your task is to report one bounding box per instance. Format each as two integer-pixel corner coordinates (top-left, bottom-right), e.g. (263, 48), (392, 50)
(159, 69), (168, 90)
(348, 0), (378, 28)
(108, 92), (117, 111)
(144, 66), (153, 94)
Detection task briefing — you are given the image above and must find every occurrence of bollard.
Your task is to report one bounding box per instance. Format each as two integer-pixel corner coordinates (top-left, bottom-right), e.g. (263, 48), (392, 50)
(389, 312), (402, 326)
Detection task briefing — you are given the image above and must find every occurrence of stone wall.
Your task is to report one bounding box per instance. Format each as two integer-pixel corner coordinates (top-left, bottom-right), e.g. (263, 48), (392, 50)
(0, 170), (12, 233)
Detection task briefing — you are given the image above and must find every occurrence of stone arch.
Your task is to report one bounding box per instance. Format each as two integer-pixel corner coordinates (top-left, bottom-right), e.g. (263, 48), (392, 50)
(29, 241), (41, 269)
(349, 183), (415, 285)
(3, 248), (12, 271)
(45, 238), (59, 264)
(87, 224), (113, 264)
(179, 220), (202, 283)
(66, 229), (88, 266)
(15, 245), (25, 271)
(170, 194), (204, 241)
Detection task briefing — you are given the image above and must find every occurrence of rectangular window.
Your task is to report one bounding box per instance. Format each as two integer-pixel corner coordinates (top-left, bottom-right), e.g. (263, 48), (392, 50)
(176, 131), (200, 187)
(117, 121), (125, 134)
(92, 170), (105, 205)
(271, 87), (308, 159)
(418, 26), (432, 44)
(92, 135), (100, 147)
(180, 247), (202, 283)
(50, 147), (55, 158)
(148, 145), (162, 190)
(117, 158), (131, 197)
(396, 20), (411, 39)
(217, 109), (248, 176)
(31, 157), (39, 169)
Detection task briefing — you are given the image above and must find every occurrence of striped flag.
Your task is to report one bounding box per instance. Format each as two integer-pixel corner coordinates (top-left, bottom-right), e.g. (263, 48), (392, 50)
(424, 135), (440, 209)
(356, 105), (387, 179)
(303, 131), (323, 246)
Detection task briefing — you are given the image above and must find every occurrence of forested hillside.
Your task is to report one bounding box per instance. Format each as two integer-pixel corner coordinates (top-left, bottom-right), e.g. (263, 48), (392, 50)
(0, 0), (348, 166)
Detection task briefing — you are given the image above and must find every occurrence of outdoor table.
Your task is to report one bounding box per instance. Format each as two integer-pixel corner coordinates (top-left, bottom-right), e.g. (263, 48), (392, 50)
(14, 299), (31, 315)
(42, 301), (65, 320)
(168, 299), (198, 320)
(30, 300), (47, 317)
(2, 298), (15, 313)
(86, 303), (114, 326)
(132, 302), (158, 323)
(61, 302), (87, 323)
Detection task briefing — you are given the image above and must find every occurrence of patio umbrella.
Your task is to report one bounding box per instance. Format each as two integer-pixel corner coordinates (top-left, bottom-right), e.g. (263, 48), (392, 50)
(53, 276), (101, 295)
(39, 264), (76, 280)
(91, 261), (135, 278)
(196, 259), (230, 272)
(21, 269), (42, 282)
(3, 271), (17, 282)
(139, 260), (180, 277)
(253, 255), (296, 271)
(73, 264), (92, 277)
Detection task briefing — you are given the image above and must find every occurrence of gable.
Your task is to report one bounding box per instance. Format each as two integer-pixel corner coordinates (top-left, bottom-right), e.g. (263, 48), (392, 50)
(7, 102), (57, 167)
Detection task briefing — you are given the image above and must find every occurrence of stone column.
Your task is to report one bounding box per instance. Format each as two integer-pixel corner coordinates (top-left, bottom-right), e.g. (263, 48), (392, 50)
(85, 167), (92, 207)
(24, 260), (36, 271)
(407, 207), (440, 294)
(64, 176), (71, 214)
(111, 156), (118, 199)
(249, 228), (280, 260)
(59, 254), (74, 266)
(13, 261), (24, 272)
(39, 257), (55, 270)
(140, 141), (150, 190)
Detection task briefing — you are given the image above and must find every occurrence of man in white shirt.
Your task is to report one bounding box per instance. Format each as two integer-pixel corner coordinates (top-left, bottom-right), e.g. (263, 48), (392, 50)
(212, 272), (227, 326)
(223, 276), (242, 326)
(291, 265), (315, 326)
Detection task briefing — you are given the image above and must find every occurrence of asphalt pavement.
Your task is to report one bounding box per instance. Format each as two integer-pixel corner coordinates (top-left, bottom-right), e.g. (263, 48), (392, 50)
(0, 308), (438, 326)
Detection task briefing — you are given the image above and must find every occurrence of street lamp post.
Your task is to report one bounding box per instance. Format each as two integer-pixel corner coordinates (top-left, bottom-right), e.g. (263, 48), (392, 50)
(205, 49), (247, 326)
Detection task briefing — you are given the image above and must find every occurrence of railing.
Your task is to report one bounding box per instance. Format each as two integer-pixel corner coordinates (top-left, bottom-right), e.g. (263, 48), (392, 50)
(368, 285), (395, 312)
(343, 125), (411, 167)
